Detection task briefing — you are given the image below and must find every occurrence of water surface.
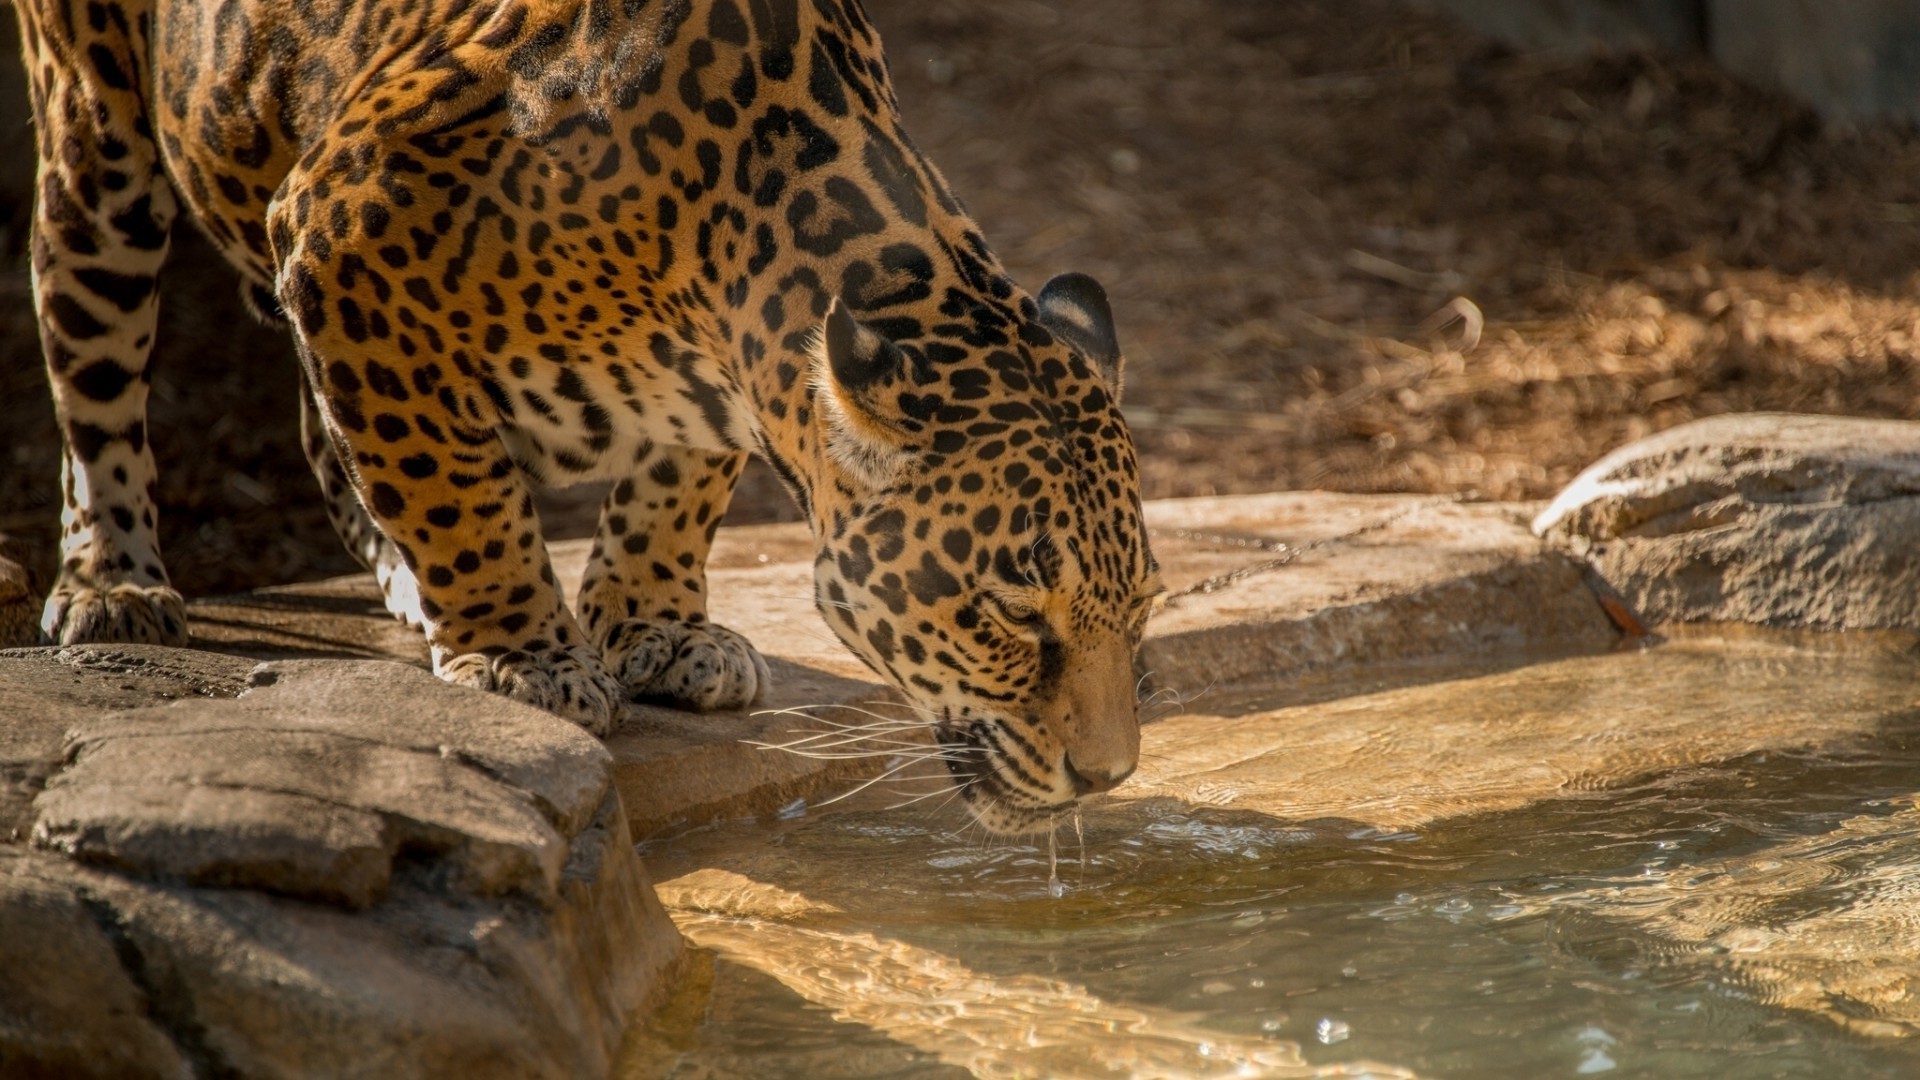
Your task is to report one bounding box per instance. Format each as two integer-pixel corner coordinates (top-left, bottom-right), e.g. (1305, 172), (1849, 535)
(624, 633), (1920, 1078)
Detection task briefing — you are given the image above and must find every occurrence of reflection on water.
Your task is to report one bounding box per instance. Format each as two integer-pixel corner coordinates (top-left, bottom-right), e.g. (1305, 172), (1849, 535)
(623, 634), (1920, 1078)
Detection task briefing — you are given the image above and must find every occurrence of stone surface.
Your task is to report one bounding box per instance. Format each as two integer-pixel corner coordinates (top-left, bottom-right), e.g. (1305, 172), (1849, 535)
(1533, 412), (1920, 631)
(0, 646), (681, 1078)
(0, 536), (35, 649)
(1140, 493), (1618, 697)
(0, 851), (189, 1079)
(142, 499), (1619, 836)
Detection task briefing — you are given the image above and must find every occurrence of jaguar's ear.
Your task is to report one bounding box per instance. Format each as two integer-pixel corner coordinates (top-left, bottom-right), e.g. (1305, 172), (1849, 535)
(814, 298), (912, 488)
(1036, 272), (1123, 399)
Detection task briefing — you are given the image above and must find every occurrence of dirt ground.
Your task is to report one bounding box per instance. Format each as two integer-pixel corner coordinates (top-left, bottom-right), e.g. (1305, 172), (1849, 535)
(7, 0), (1920, 599)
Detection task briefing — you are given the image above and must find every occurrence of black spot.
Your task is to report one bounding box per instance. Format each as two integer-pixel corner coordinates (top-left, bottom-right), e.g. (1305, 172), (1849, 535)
(68, 421), (112, 463)
(109, 195), (168, 250)
(47, 293), (108, 340)
(906, 552), (962, 605)
(73, 267), (155, 312)
(86, 43), (130, 89)
(370, 482), (406, 518)
(68, 360), (135, 403)
(807, 40), (848, 116)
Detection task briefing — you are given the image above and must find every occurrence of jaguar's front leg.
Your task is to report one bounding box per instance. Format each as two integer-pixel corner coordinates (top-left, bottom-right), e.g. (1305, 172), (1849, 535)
(577, 446), (770, 712)
(273, 222), (621, 736)
(26, 19), (186, 647)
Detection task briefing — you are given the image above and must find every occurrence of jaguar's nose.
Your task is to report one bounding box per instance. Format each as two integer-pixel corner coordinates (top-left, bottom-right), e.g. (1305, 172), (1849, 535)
(1063, 753), (1135, 796)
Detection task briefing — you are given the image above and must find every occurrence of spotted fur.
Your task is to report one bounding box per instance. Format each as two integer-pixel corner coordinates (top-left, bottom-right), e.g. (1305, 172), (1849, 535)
(16, 0), (1161, 832)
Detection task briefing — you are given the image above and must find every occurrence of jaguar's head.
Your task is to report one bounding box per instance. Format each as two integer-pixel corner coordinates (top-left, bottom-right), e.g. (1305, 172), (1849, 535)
(806, 273), (1162, 834)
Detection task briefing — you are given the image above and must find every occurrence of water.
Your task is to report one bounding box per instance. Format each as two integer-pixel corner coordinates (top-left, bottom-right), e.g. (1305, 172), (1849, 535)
(622, 633), (1920, 1078)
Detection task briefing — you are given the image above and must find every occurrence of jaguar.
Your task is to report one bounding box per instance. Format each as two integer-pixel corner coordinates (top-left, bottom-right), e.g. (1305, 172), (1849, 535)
(16, 0), (1162, 833)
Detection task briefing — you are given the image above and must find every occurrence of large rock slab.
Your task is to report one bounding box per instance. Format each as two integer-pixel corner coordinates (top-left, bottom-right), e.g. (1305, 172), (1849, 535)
(1533, 413), (1920, 631)
(0, 646), (681, 1078)
(165, 499), (1618, 836)
(1140, 494), (1616, 696)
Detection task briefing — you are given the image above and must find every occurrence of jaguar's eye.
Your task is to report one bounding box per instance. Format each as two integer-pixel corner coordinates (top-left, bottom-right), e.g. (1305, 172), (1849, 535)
(993, 595), (1045, 627)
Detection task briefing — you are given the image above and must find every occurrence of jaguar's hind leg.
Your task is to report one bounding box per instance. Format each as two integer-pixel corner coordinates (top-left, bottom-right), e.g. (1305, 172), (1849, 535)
(21, 3), (186, 646)
(298, 386), (424, 628)
(577, 446), (771, 712)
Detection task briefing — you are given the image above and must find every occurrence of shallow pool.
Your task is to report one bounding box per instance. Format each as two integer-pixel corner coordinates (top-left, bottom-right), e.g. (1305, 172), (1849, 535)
(623, 633), (1920, 1078)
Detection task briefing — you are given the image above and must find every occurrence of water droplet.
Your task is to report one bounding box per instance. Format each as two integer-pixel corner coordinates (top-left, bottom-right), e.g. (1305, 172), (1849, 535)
(1576, 1049), (1617, 1073)
(1248, 977), (1266, 988)
(1259, 1017), (1284, 1033)
(1341, 965), (1359, 978)
(1576, 1025), (1619, 1069)
(1315, 1017), (1351, 1044)
(1437, 898), (1472, 915)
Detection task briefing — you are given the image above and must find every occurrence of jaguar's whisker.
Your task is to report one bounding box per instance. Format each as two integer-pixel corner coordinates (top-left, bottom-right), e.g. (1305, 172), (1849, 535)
(815, 754), (955, 807)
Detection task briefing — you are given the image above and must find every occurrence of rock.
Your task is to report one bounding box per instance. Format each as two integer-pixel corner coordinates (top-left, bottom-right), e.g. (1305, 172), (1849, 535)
(1533, 413), (1920, 631)
(0, 851), (189, 1079)
(0, 645), (682, 1078)
(0, 536), (34, 649)
(1140, 494), (1617, 695)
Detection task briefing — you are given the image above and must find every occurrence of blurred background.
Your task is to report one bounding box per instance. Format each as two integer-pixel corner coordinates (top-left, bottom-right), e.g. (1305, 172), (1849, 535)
(6, 0), (1920, 598)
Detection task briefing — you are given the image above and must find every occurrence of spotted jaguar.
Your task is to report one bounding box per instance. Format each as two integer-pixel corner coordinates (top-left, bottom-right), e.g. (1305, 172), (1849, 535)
(16, 0), (1162, 832)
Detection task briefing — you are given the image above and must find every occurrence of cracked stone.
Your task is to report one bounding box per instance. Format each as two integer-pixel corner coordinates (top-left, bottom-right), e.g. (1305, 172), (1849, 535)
(0, 849), (189, 1079)
(0, 646), (680, 1076)
(38, 721), (568, 906)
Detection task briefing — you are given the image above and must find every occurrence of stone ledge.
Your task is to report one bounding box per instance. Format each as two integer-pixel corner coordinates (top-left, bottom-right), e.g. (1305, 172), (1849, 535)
(1138, 494), (1618, 696)
(173, 494), (1621, 836)
(0, 646), (681, 1078)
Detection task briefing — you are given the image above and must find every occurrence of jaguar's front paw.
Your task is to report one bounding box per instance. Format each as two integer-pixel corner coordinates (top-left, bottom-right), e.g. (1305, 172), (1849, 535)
(601, 618), (771, 712)
(42, 583), (188, 647)
(438, 644), (623, 736)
